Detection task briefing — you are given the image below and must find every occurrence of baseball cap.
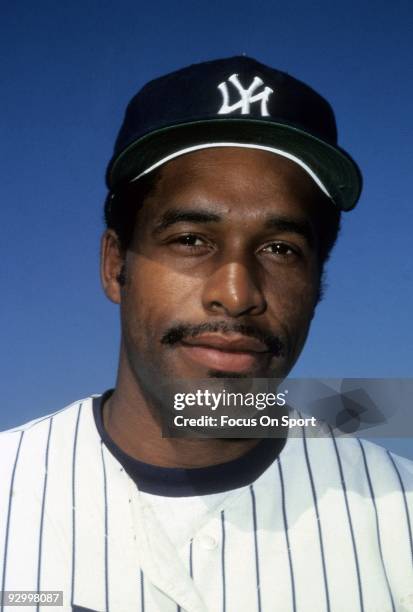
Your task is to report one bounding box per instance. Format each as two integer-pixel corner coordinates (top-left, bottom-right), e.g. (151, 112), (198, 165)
(106, 56), (362, 211)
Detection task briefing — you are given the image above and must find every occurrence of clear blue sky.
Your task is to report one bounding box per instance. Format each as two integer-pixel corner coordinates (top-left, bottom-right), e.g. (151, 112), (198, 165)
(1, 1), (412, 457)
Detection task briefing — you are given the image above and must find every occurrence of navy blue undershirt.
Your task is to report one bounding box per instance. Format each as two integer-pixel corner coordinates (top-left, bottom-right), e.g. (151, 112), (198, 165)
(93, 389), (286, 497)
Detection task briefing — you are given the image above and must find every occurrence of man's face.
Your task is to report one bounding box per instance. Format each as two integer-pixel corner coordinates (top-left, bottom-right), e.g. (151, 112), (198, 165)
(103, 147), (326, 394)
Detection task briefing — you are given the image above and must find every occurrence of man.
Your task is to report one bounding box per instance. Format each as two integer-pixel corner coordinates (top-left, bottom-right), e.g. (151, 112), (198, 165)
(1, 57), (412, 612)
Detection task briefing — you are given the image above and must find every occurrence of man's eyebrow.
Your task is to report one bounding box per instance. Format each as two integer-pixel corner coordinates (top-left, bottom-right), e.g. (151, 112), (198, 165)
(152, 209), (314, 246)
(152, 208), (222, 234)
(264, 216), (315, 247)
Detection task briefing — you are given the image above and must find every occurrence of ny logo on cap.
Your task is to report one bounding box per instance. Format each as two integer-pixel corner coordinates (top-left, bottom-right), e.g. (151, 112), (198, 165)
(217, 73), (273, 116)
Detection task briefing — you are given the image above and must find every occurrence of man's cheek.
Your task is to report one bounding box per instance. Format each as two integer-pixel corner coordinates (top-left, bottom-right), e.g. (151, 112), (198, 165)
(134, 257), (198, 301)
(269, 283), (316, 321)
(122, 272), (196, 342)
(267, 286), (316, 355)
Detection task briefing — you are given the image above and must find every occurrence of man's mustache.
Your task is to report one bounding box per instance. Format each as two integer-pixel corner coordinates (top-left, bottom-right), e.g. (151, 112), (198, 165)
(160, 321), (285, 357)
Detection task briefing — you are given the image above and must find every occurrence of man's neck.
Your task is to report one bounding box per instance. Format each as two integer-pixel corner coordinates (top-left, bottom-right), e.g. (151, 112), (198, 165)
(103, 384), (260, 469)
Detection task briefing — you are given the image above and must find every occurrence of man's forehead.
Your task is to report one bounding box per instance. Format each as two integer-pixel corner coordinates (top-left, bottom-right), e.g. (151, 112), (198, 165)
(145, 147), (327, 216)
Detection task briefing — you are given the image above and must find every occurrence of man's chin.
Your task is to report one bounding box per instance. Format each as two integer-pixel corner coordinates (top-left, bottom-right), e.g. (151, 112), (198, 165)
(207, 370), (249, 378)
(169, 361), (287, 381)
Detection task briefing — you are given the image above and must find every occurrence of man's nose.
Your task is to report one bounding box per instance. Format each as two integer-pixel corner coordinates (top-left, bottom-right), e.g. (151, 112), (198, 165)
(201, 261), (267, 317)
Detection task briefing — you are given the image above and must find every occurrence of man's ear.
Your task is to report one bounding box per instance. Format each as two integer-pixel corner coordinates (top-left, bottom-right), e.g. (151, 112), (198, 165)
(100, 230), (125, 304)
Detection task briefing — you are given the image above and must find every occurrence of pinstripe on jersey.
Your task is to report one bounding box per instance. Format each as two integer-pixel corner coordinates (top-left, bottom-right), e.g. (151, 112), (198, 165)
(0, 395), (412, 611)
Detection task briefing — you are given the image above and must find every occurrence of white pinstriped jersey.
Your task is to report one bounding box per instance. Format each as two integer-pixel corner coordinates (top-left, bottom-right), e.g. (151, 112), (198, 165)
(0, 394), (412, 612)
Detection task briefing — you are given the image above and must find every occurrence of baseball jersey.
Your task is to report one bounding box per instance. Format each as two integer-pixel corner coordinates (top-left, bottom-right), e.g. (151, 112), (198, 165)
(0, 392), (412, 612)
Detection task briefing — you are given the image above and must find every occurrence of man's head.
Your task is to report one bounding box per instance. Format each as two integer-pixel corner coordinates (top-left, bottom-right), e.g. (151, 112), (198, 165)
(101, 56), (362, 398)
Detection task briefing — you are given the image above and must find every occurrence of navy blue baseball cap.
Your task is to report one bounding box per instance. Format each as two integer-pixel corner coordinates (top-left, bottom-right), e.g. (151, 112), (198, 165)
(106, 56), (362, 211)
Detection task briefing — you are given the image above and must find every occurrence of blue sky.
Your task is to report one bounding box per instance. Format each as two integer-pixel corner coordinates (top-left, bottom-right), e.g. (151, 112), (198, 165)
(1, 1), (412, 457)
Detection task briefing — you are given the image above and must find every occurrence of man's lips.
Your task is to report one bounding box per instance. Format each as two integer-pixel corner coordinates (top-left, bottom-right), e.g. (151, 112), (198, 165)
(178, 334), (272, 373)
(181, 333), (268, 353)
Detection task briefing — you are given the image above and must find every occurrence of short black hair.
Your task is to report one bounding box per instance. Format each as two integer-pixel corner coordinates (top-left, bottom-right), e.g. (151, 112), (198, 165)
(104, 170), (162, 253)
(104, 168), (341, 273)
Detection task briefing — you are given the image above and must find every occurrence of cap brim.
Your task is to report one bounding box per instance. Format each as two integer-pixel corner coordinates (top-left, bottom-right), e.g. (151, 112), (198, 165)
(106, 119), (362, 211)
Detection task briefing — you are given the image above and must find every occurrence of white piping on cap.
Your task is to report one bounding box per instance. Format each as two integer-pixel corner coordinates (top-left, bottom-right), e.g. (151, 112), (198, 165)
(130, 142), (331, 198)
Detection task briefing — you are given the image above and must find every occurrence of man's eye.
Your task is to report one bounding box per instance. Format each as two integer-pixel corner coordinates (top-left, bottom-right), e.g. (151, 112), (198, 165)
(261, 242), (298, 257)
(175, 234), (205, 247)
(168, 234), (211, 254)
